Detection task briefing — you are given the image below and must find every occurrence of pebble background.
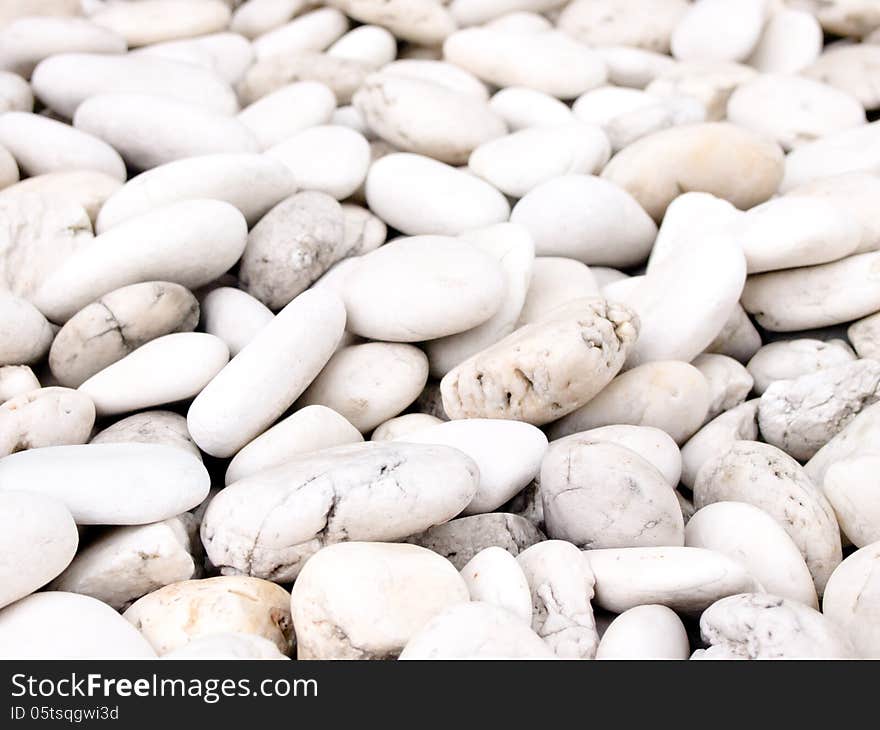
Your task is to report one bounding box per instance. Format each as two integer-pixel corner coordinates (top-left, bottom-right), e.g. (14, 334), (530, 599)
(0, 0), (879, 660)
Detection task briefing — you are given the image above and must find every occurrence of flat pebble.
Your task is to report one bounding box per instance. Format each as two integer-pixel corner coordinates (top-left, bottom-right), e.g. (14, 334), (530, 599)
(252, 7), (348, 59)
(380, 59), (489, 100)
(0, 443), (210, 525)
(549, 361), (710, 445)
(133, 32), (255, 86)
(50, 281), (200, 388)
(203, 442), (478, 580)
(365, 153), (510, 236)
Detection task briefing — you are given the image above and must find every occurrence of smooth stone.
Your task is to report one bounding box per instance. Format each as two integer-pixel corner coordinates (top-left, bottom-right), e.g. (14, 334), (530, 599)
(488, 86), (574, 131)
(803, 0), (880, 36)
(0, 292), (53, 365)
(805, 401), (880, 488)
(32, 52), (238, 117)
(341, 204), (386, 255)
(515, 257), (597, 327)
(728, 73), (865, 151)
(78, 333), (228, 417)
(353, 73), (506, 165)
(822, 457), (880, 548)
(427, 223), (534, 376)
(73, 93), (258, 171)
(366, 153), (510, 237)
(595, 46), (677, 88)
(442, 298), (639, 426)
(694, 593), (854, 659)
(747, 8), (822, 73)
(618, 243), (746, 369)
(401, 419), (548, 515)
(133, 32), (255, 86)
(686, 502), (818, 608)
(331, 104), (370, 135)
(557, 0), (688, 53)
(671, 0), (767, 63)
(510, 174), (656, 267)
(405, 513), (545, 570)
(203, 442), (479, 580)
(371, 413), (443, 441)
(0, 111), (126, 181)
(0, 70), (33, 111)
(584, 546), (759, 615)
(297, 343), (429, 433)
(468, 124), (609, 198)
(0, 592), (157, 659)
(90, 410), (201, 460)
(451, 2), (560, 27)
(162, 633), (288, 660)
(400, 601), (554, 659)
(97, 154), (295, 232)
(823, 543), (880, 658)
(231, 0), (305, 39)
(188, 289), (346, 458)
(787, 172), (880, 255)
(32, 200), (247, 324)
(51, 515), (198, 610)
(0, 16), (126, 78)
(0, 0), (81, 26)
(236, 50), (372, 106)
(758, 359), (880, 461)
(0, 443), (210, 525)
(596, 95), (706, 153)
(0, 144), (18, 189)
(50, 281), (200, 388)
(0, 170), (121, 223)
(548, 361), (710, 445)
(645, 60), (758, 121)
(460, 547), (532, 625)
(0, 387), (95, 457)
(201, 287), (273, 358)
(602, 122), (784, 222)
(252, 7), (348, 59)
(747, 339), (856, 395)
(0, 365), (39, 403)
(706, 304), (762, 364)
(0, 491), (77, 609)
(803, 44), (880, 110)
(553, 424), (681, 487)
(694, 440), (841, 593)
(515, 540), (598, 658)
(737, 195), (861, 273)
(91, 0), (231, 47)
(124, 576), (293, 656)
(292, 542), (467, 659)
(679, 400), (759, 488)
(237, 80), (336, 149)
(328, 24), (397, 67)
(443, 28), (606, 100)
(343, 235), (505, 342)
(850, 312), (880, 359)
(325, 0), (455, 45)
(267, 125), (369, 200)
(692, 353), (754, 422)
(572, 86), (659, 126)
(379, 59), (489, 101)
(542, 440), (684, 549)
(596, 605), (689, 659)
(780, 121), (880, 192)
(239, 192), (345, 310)
(226, 405), (363, 484)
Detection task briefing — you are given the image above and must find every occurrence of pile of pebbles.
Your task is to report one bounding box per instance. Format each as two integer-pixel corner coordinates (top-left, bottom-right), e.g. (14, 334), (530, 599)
(1, 0), (879, 661)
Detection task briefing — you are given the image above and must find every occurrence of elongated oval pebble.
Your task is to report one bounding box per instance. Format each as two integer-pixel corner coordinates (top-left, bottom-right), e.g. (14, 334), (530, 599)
(237, 80), (336, 150)
(0, 491), (77, 609)
(188, 289), (346, 458)
(91, 0), (231, 48)
(0, 443), (210, 525)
